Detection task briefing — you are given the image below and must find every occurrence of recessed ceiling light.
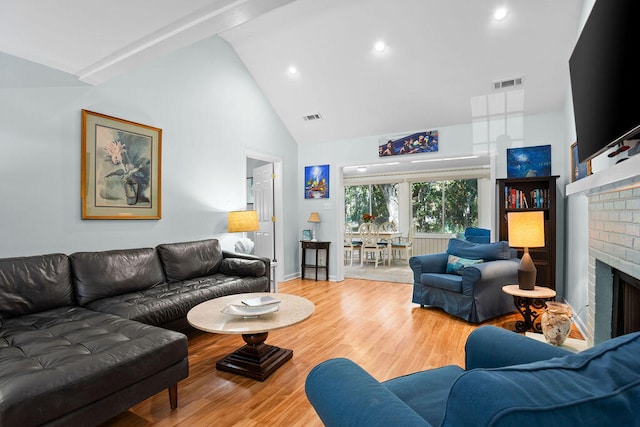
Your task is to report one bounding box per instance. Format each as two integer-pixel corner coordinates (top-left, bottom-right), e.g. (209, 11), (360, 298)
(287, 66), (298, 75)
(374, 41), (386, 52)
(493, 7), (508, 21)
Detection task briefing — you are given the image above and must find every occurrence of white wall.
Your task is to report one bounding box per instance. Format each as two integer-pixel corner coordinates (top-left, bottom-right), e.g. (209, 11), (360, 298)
(300, 111), (568, 280)
(561, 0), (595, 333)
(0, 36), (301, 277)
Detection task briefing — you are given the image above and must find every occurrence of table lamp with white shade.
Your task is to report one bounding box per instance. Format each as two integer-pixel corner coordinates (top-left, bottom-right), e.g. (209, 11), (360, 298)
(228, 210), (259, 254)
(308, 212), (321, 241)
(507, 211), (545, 290)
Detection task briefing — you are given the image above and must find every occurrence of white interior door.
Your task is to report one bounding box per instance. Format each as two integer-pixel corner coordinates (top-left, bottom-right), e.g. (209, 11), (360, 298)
(252, 163), (274, 260)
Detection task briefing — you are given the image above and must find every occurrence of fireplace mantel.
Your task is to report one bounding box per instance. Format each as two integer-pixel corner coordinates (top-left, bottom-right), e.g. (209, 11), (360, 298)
(566, 154), (640, 196)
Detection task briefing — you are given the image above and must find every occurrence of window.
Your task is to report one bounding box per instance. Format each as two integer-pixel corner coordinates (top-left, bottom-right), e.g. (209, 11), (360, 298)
(345, 183), (398, 227)
(411, 179), (478, 233)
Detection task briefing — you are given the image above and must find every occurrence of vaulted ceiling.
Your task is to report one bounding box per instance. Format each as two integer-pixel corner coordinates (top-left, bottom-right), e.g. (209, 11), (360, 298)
(1, 0), (583, 148)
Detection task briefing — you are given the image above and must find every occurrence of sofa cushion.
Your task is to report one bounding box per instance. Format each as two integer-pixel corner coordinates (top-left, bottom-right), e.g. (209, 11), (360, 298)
(443, 331), (640, 426)
(447, 238), (511, 261)
(220, 258), (266, 277)
(384, 365), (464, 427)
(0, 306), (187, 426)
(445, 255), (483, 275)
(0, 254), (74, 319)
(419, 273), (462, 293)
(86, 273), (269, 325)
(157, 239), (223, 282)
(70, 248), (166, 306)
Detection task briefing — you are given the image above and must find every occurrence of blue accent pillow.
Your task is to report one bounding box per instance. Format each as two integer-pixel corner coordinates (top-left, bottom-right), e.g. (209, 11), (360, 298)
(446, 254), (483, 275)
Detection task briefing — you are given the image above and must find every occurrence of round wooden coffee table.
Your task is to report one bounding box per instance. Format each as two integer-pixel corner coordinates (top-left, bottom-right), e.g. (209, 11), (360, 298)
(187, 292), (314, 381)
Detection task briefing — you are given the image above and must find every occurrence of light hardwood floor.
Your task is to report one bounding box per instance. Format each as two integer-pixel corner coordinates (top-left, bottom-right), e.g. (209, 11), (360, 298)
(103, 278), (582, 427)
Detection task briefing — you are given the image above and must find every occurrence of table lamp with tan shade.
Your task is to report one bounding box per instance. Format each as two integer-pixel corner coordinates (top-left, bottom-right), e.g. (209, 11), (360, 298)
(308, 212), (321, 242)
(507, 211), (545, 290)
(228, 210), (259, 254)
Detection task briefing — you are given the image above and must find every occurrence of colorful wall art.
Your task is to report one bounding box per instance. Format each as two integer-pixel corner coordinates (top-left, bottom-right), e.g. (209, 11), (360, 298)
(506, 144), (551, 178)
(305, 164), (330, 199)
(378, 130), (438, 157)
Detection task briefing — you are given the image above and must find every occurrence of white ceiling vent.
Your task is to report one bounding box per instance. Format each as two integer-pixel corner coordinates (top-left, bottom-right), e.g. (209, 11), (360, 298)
(493, 77), (524, 90)
(303, 113), (322, 121)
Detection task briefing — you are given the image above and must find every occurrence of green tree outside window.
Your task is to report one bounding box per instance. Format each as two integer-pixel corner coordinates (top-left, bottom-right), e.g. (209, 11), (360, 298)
(411, 179), (478, 233)
(345, 183), (398, 228)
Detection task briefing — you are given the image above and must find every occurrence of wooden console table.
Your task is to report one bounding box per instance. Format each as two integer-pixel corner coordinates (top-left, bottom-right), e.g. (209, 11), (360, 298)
(301, 240), (330, 281)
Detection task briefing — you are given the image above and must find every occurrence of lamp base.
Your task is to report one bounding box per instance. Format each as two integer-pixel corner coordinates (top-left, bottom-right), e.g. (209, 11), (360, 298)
(518, 249), (537, 290)
(518, 269), (536, 290)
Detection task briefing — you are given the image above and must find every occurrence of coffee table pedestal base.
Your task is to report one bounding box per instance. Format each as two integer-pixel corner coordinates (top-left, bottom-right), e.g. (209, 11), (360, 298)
(216, 332), (292, 381)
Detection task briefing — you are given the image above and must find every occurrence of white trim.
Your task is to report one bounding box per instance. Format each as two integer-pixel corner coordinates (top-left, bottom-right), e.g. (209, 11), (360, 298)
(344, 166), (490, 186)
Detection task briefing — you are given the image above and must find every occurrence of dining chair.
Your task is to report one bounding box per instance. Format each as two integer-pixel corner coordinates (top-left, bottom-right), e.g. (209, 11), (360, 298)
(344, 225), (359, 266)
(392, 222), (416, 263)
(359, 223), (387, 268)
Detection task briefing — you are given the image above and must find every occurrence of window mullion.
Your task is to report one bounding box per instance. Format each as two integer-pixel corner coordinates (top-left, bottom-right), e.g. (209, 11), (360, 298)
(441, 182), (446, 233)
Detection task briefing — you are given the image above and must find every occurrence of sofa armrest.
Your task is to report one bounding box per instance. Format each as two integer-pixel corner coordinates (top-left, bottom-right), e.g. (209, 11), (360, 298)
(409, 253), (448, 280)
(306, 358), (432, 427)
(222, 251), (270, 280)
(460, 258), (520, 295)
(465, 326), (572, 370)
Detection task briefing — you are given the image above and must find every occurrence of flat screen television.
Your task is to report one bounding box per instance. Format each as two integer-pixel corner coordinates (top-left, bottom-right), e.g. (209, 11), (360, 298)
(569, 0), (640, 163)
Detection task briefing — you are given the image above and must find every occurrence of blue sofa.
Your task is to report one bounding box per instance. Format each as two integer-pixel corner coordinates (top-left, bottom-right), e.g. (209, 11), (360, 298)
(306, 326), (640, 426)
(409, 239), (519, 322)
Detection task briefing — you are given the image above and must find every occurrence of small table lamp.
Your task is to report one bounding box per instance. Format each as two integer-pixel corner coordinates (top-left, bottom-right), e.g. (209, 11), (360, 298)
(228, 210), (260, 254)
(308, 212), (321, 241)
(507, 211), (545, 290)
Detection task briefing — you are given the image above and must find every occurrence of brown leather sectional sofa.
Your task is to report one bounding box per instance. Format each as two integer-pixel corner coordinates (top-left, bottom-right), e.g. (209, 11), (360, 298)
(0, 239), (270, 426)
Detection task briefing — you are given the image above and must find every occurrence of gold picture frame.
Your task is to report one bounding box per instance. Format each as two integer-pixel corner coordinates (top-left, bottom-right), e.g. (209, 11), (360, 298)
(81, 109), (162, 219)
(570, 142), (592, 183)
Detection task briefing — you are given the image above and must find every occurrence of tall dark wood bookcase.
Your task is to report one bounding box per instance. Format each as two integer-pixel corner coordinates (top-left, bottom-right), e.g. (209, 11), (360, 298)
(496, 176), (559, 290)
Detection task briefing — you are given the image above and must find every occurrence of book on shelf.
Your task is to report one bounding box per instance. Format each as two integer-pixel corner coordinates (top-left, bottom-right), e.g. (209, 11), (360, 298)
(505, 186), (548, 209)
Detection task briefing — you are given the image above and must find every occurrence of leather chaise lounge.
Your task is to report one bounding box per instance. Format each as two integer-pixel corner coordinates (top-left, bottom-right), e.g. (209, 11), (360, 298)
(0, 238), (270, 426)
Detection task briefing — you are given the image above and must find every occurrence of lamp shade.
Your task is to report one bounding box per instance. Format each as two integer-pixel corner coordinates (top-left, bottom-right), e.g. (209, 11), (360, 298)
(228, 210), (259, 232)
(308, 212), (321, 223)
(507, 211), (545, 248)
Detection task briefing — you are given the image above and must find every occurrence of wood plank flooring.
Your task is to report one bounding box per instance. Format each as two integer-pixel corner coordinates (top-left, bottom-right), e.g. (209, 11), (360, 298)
(103, 278), (582, 427)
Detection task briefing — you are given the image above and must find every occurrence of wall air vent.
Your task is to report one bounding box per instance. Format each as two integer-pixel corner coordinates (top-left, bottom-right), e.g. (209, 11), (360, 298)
(493, 77), (523, 90)
(303, 113), (322, 121)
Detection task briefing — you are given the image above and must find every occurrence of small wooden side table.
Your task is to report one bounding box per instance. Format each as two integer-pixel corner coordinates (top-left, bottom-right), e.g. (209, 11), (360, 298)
(301, 240), (330, 281)
(502, 285), (556, 333)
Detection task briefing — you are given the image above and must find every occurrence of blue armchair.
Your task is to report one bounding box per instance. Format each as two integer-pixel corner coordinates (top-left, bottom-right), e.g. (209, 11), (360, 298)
(409, 239), (519, 323)
(306, 326), (640, 427)
(463, 226), (490, 243)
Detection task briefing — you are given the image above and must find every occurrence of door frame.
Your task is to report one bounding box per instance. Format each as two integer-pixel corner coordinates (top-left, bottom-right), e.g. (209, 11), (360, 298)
(245, 150), (284, 285)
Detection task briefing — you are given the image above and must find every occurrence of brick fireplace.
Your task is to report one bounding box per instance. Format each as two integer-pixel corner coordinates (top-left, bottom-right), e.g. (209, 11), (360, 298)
(582, 159), (640, 344)
(566, 154), (640, 344)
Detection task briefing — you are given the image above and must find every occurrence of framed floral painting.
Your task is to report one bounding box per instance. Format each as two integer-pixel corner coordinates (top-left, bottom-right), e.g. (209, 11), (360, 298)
(81, 110), (162, 219)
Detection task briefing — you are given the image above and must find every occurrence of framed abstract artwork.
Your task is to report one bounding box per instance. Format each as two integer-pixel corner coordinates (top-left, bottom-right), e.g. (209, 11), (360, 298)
(570, 142), (592, 182)
(506, 144), (551, 178)
(305, 164), (329, 199)
(81, 109), (162, 219)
